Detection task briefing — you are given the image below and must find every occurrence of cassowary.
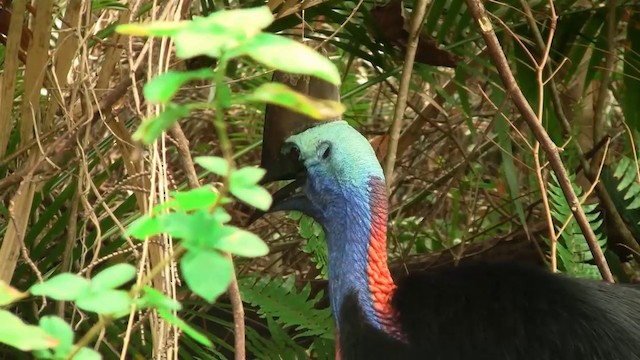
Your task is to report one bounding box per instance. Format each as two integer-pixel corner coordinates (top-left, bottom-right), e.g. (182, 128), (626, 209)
(256, 119), (640, 359)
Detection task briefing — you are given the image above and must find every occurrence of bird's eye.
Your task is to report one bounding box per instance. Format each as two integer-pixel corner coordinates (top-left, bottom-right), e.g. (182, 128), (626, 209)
(320, 142), (331, 160)
(286, 144), (301, 162)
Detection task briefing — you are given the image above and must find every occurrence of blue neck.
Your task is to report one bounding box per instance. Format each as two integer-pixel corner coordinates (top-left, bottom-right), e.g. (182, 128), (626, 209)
(320, 177), (389, 332)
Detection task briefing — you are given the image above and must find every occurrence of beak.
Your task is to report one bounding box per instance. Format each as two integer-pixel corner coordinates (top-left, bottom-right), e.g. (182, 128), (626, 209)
(247, 171), (308, 226)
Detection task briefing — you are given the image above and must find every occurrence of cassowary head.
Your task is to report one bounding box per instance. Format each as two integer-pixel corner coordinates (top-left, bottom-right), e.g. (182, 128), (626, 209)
(254, 71), (385, 226)
(264, 121), (384, 224)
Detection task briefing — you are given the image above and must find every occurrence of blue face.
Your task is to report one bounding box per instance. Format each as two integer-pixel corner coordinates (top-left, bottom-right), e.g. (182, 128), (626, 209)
(278, 121), (384, 222)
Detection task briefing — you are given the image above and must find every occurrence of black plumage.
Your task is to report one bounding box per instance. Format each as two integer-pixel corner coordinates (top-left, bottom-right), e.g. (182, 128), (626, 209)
(339, 262), (640, 359)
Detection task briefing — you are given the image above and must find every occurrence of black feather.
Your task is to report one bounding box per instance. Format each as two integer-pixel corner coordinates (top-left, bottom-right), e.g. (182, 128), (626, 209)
(338, 262), (640, 360)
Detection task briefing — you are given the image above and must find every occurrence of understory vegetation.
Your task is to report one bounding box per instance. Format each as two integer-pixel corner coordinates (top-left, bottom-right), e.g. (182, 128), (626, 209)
(0, 0), (639, 359)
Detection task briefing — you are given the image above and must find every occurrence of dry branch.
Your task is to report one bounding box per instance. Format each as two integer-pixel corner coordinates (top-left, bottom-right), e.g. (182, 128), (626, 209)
(464, 0), (614, 282)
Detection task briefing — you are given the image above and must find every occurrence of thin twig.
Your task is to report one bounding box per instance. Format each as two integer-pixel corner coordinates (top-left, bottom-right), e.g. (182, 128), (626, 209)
(464, 0), (614, 282)
(519, 0), (640, 261)
(383, 0), (429, 186)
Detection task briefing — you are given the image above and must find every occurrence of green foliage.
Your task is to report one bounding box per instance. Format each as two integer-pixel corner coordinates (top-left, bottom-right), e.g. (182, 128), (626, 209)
(31, 265), (135, 316)
(239, 83), (346, 119)
(240, 276), (334, 339)
(0, 281), (26, 306)
(0, 310), (58, 351)
(117, 6), (343, 145)
(547, 174), (607, 279)
(92, 0), (127, 11)
(293, 213), (329, 278)
(2, 5), (347, 358)
(601, 156), (640, 243)
(6, 0), (638, 358)
(34, 316), (101, 360)
(612, 157), (640, 210)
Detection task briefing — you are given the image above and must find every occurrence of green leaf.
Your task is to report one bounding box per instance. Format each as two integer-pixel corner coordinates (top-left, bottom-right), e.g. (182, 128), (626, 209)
(173, 29), (239, 59)
(195, 7), (273, 35)
(160, 211), (219, 245)
(216, 80), (233, 109)
(73, 347), (102, 360)
(230, 185), (272, 211)
(39, 316), (74, 357)
(30, 274), (91, 301)
(180, 251), (232, 302)
(196, 222), (236, 250)
(116, 21), (189, 37)
(231, 33), (340, 85)
(133, 105), (191, 144)
(0, 281), (26, 306)
(158, 308), (212, 347)
(0, 310), (58, 351)
(195, 156), (230, 176)
(139, 286), (182, 311)
(126, 216), (162, 240)
(76, 290), (131, 315)
(144, 69), (215, 103)
(230, 167), (265, 187)
(216, 226), (269, 257)
(91, 264), (137, 291)
(173, 7), (274, 59)
(92, 0), (128, 11)
(240, 83), (345, 120)
(299, 216), (314, 239)
(170, 185), (219, 211)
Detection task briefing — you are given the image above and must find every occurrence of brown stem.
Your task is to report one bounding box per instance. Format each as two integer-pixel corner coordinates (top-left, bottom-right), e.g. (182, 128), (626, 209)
(464, 0), (614, 282)
(519, 0), (640, 261)
(382, 0), (429, 186)
(227, 254), (246, 360)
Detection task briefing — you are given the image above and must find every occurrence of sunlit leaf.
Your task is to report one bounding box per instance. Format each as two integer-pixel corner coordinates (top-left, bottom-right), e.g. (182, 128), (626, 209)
(76, 290), (131, 315)
(91, 264), (137, 291)
(116, 21), (189, 37)
(195, 7), (273, 35)
(30, 274), (90, 301)
(144, 69), (215, 103)
(133, 105), (191, 144)
(180, 251), (232, 302)
(230, 167), (265, 187)
(230, 185), (272, 211)
(0, 281), (26, 306)
(195, 156), (230, 176)
(216, 226), (269, 257)
(0, 310), (58, 351)
(39, 316), (74, 357)
(230, 33), (341, 85)
(173, 7), (273, 59)
(170, 186), (219, 211)
(240, 83), (345, 120)
(73, 347), (102, 360)
(126, 216), (162, 240)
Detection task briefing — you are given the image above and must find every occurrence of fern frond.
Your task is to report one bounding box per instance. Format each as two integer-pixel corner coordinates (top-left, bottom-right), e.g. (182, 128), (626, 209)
(601, 155), (640, 249)
(240, 275), (334, 339)
(292, 213), (329, 278)
(547, 173), (607, 279)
